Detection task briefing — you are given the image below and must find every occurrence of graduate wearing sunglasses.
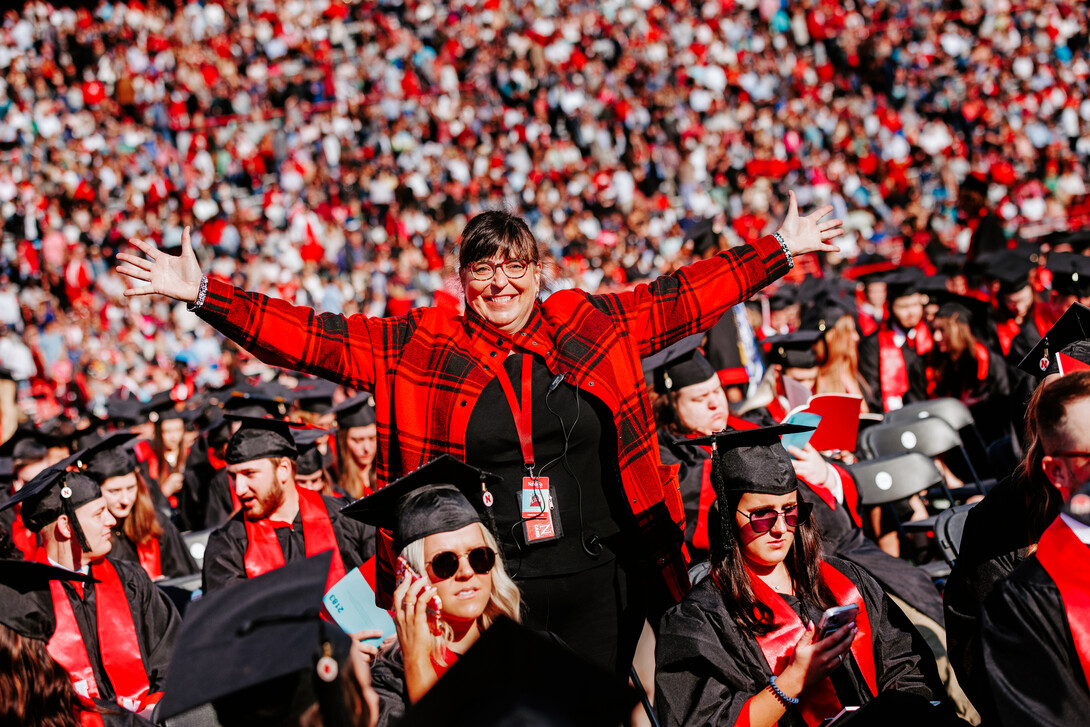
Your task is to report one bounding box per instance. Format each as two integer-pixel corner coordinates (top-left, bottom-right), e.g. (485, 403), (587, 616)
(342, 456), (522, 726)
(655, 425), (949, 727)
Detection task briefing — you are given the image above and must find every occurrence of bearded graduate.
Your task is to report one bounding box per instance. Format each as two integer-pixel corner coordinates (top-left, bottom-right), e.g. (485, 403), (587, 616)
(654, 425), (950, 727)
(201, 415), (374, 593)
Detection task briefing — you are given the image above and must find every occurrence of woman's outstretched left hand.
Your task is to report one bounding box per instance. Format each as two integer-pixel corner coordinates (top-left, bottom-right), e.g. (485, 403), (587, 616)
(775, 191), (844, 257)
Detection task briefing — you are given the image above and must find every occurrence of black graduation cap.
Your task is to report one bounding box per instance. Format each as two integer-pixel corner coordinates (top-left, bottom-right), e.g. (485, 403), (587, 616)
(0, 560), (94, 642)
(291, 378), (339, 414)
(143, 390), (200, 425)
(81, 432), (140, 484)
(103, 393), (145, 427)
(223, 415), (311, 465)
(328, 393), (376, 430)
(960, 171), (989, 196)
(881, 268), (925, 302)
(800, 294), (856, 334)
(763, 329), (822, 369)
(687, 424), (814, 497)
(767, 285), (797, 312)
(0, 432), (137, 549)
(399, 616), (639, 727)
(292, 427), (331, 477)
(0, 425), (57, 465)
(984, 250), (1037, 294)
(341, 455), (502, 553)
(220, 383), (290, 418)
(642, 333), (716, 393)
(1047, 252), (1090, 298)
(157, 552), (352, 723)
(1017, 303), (1090, 378)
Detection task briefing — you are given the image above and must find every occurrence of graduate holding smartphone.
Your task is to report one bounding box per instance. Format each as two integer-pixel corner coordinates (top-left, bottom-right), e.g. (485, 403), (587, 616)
(343, 456), (523, 726)
(655, 426), (952, 727)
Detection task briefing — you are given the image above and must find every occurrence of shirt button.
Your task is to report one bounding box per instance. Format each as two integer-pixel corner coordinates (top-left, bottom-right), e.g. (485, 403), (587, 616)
(460, 401), (467, 407)
(490, 351), (497, 357)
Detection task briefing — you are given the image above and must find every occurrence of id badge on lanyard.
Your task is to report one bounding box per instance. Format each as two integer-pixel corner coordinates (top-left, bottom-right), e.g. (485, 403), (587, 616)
(496, 356), (563, 545)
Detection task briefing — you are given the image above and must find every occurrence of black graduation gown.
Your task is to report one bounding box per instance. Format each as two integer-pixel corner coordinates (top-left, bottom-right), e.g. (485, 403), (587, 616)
(657, 428), (713, 560)
(54, 558), (182, 703)
(201, 493), (375, 592)
(943, 475), (1053, 722)
(370, 644), (411, 727)
(108, 509), (199, 579)
(655, 557), (941, 727)
(799, 481), (946, 626)
(857, 331), (928, 409)
(178, 438), (214, 532)
(978, 549), (1090, 726)
(907, 348), (1012, 446)
(181, 467), (236, 533)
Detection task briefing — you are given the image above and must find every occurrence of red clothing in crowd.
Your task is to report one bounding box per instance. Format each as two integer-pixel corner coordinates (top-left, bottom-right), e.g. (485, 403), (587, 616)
(193, 235), (791, 607)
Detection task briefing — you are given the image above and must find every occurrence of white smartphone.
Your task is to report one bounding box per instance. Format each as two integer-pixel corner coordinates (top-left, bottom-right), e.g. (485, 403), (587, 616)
(816, 604), (858, 641)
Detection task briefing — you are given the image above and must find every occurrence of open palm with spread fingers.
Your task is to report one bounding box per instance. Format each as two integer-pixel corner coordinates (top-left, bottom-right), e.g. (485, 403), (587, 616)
(116, 226), (203, 303)
(776, 191), (844, 257)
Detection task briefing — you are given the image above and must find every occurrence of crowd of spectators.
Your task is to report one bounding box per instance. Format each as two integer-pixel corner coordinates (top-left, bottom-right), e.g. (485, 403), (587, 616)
(0, 0), (1088, 425)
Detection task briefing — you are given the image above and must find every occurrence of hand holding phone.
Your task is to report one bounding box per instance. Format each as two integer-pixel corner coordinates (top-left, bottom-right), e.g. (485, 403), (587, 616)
(395, 556), (442, 623)
(815, 604), (858, 641)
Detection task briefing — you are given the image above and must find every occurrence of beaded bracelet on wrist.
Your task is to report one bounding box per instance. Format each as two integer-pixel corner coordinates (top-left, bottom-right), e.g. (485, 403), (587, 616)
(772, 232), (794, 269)
(768, 674), (799, 706)
(186, 275), (209, 312)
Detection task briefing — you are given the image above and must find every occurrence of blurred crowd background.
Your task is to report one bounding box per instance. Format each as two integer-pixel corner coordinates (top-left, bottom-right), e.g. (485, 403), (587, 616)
(1, 0), (1088, 429)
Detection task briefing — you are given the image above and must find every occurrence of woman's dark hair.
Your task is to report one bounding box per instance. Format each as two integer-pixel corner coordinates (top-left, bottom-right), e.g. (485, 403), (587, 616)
(711, 490), (837, 636)
(0, 623), (80, 727)
(927, 312), (979, 398)
(457, 211), (541, 270)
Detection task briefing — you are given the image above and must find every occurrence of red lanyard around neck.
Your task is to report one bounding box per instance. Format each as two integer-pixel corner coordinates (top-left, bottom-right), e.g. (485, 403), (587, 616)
(494, 355), (536, 475)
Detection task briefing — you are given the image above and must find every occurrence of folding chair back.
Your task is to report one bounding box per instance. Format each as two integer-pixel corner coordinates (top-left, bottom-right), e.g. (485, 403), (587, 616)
(885, 398), (975, 431)
(859, 417), (963, 460)
(183, 528), (214, 569)
(848, 453), (945, 507)
(935, 503), (975, 566)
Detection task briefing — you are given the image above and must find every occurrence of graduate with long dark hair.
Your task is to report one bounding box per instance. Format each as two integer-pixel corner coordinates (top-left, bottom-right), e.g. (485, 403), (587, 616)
(655, 426), (945, 727)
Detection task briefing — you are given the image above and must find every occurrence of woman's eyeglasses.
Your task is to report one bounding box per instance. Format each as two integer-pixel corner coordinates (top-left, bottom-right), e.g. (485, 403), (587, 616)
(468, 260), (532, 282)
(737, 502), (813, 533)
(426, 546), (496, 580)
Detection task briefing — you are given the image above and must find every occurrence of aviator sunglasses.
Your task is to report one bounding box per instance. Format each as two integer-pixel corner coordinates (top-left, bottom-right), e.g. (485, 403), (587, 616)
(737, 502), (813, 533)
(426, 546), (497, 580)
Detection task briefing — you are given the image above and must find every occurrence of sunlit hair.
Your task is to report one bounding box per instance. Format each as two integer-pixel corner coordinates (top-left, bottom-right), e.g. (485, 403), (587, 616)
(710, 491), (836, 637)
(814, 315), (874, 404)
(122, 471), (164, 548)
(457, 211), (541, 273)
(0, 623), (80, 727)
(399, 523), (520, 667)
(335, 429), (372, 499)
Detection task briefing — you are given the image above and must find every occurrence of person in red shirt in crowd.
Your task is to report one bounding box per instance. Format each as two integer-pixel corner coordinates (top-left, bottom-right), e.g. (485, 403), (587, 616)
(118, 199), (842, 678)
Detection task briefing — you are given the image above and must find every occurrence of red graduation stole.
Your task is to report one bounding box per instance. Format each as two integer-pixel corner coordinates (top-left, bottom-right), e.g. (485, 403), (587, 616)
(37, 552), (158, 713)
(136, 537), (162, 580)
(831, 463), (863, 529)
(749, 563), (878, 725)
(243, 486), (347, 592)
(996, 319), (1020, 357)
(11, 508), (37, 560)
(1034, 516), (1090, 692)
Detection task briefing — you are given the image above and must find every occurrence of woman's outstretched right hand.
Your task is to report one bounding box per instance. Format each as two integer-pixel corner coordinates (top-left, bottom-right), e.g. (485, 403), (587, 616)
(116, 225), (203, 303)
(779, 620), (858, 694)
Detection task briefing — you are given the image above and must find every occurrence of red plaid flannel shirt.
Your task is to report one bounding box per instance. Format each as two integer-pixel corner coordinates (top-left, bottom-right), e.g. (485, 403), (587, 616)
(195, 234), (789, 605)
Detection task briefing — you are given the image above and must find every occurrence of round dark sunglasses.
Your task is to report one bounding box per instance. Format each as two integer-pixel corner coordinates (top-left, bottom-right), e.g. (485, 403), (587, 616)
(737, 502), (813, 533)
(426, 546), (497, 581)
